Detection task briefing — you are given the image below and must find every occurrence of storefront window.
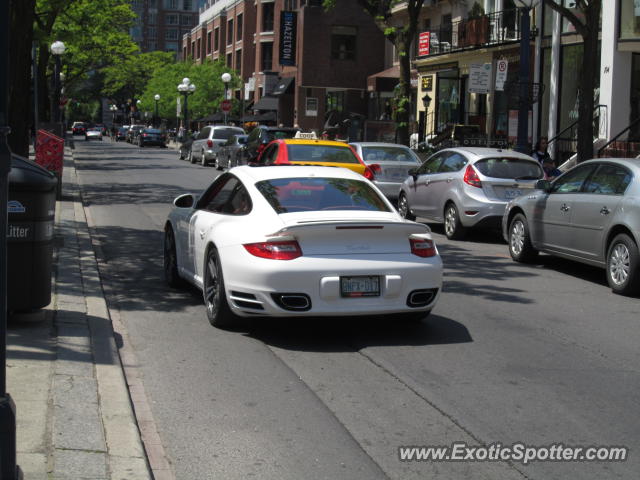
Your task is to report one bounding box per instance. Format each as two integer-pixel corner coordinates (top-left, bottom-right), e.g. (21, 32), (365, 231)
(436, 70), (461, 130)
(620, 0), (640, 41)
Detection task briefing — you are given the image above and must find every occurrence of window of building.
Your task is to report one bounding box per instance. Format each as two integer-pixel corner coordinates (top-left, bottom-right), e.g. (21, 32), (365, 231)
(148, 41), (157, 51)
(183, 46), (188, 58)
(165, 0), (177, 9)
(166, 28), (178, 40)
(331, 26), (357, 60)
(235, 49), (242, 69)
(148, 13), (156, 25)
(326, 90), (345, 112)
(149, 0), (156, 6)
(183, 0), (193, 10)
(148, 27), (157, 38)
(440, 14), (452, 44)
(191, 41), (195, 57)
(237, 14), (243, 40)
(166, 41), (179, 52)
(262, 3), (275, 31)
(620, 0), (640, 40)
(284, 0), (297, 9)
(261, 42), (273, 71)
(181, 14), (192, 25)
(227, 53), (233, 67)
(227, 19), (234, 44)
(207, 31), (212, 54)
(196, 38), (201, 58)
(214, 27), (219, 50)
(166, 14), (178, 24)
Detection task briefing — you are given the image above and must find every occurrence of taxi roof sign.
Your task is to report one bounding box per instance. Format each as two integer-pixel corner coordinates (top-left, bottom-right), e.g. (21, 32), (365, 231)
(294, 131), (318, 140)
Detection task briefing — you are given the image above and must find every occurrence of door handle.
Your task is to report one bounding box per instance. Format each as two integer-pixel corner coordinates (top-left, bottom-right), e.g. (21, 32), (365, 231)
(600, 206), (610, 215)
(199, 229), (206, 239)
(560, 203), (570, 212)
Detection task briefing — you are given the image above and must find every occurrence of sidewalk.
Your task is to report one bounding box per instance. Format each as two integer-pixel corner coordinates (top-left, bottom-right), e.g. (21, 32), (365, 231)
(7, 145), (151, 479)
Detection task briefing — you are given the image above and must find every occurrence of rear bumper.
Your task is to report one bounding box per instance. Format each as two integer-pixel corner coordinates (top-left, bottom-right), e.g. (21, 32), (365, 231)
(458, 199), (508, 228)
(374, 181), (403, 200)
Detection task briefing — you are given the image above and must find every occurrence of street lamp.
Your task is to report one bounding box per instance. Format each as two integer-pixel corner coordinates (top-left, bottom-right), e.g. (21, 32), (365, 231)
(154, 94), (160, 128)
(177, 77), (196, 137)
(513, 0), (539, 153)
(50, 40), (65, 128)
(421, 94), (432, 145)
(109, 104), (118, 126)
(221, 72), (231, 125)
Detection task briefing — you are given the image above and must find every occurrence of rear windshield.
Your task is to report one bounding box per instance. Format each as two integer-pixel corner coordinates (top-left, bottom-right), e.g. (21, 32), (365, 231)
(361, 146), (420, 164)
(266, 130), (298, 141)
(286, 144), (360, 164)
(474, 158), (543, 179)
(143, 129), (161, 133)
(213, 128), (244, 140)
(256, 177), (391, 214)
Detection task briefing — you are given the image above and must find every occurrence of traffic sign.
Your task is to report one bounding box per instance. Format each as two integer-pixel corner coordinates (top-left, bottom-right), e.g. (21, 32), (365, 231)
(221, 99), (232, 113)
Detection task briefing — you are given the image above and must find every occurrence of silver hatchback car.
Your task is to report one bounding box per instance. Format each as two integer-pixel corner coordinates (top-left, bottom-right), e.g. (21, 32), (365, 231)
(398, 147), (543, 239)
(503, 158), (640, 295)
(349, 142), (422, 201)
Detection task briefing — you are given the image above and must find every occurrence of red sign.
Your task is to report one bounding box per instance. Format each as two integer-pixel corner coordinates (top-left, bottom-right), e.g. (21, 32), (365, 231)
(35, 130), (64, 177)
(418, 31), (430, 57)
(221, 99), (232, 113)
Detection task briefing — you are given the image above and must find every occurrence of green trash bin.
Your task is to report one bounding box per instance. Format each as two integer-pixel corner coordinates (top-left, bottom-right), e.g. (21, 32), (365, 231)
(7, 154), (57, 312)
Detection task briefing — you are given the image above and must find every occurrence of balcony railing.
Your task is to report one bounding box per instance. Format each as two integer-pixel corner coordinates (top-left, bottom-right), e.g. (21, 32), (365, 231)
(417, 9), (525, 58)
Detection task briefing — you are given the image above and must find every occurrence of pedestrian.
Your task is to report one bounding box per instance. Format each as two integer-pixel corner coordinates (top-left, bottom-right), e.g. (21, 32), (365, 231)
(542, 157), (562, 181)
(531, 137), (552, 164)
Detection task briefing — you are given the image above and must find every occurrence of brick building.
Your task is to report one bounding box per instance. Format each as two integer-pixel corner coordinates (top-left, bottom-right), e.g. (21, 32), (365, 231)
(182, 0), (386, 137)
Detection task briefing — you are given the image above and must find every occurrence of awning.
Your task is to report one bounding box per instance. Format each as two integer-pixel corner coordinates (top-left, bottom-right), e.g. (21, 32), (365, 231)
(272, 76), (295, 96)
(253, 95), (279, 111)
(367, 65), (399, 92)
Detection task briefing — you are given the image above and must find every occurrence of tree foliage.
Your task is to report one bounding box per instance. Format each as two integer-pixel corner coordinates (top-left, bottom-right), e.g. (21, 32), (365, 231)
(544, 0), (602, 163)
(139, 60), (241, 121)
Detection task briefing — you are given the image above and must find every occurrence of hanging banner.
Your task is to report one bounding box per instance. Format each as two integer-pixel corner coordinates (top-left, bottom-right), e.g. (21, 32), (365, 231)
(279, 11), (297, 66)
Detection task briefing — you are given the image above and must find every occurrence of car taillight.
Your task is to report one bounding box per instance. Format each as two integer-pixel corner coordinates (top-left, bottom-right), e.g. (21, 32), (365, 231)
(364, 166), (375, 180)
(463, 164), (482, 188)
(243, 240), (302, 260)
(410, 237), (436, 257)
(207, 139), (213, 148)
(369, 164), (382, 175)
(143, 133), (148, 137)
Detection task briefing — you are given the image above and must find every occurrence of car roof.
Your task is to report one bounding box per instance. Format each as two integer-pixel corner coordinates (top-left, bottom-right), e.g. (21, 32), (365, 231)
(440, 146), (537, 161)
(579, 157), (640, 172)
(349, 142), (411, 149)
(257, 126), (299, 131)
(278, 139), (353, 147)
(231, 165), (365, 183)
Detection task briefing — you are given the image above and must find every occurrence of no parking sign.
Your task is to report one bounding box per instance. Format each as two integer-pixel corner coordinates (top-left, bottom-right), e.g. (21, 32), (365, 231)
(496, 59), (509, 91)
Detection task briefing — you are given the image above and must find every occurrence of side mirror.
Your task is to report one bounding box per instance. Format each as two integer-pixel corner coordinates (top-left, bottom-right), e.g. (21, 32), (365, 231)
(173, 193), (195, 208)
(535, 179), (552, 192)
(408, 168), (418, 178)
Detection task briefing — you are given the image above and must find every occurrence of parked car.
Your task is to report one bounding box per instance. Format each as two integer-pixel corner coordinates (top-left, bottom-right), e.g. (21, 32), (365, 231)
(115, 127), (128, 142)
(350, 142), (423, 202)
(137, 128), (166, 147)
(178, 132), (198, 161)
(398, 147), (543, 239)
(216, 134), (248, 169)
(504, 158), (640, 295)
(84, 127), (103, 141)
(256, 136), (374, 180)
(239, 125), (300, 165)
(190, 125), (245, 167)
(126, 125), (145, 143)
(163, 165), (442, 328)
(72, 122), (87, 135)
(94, 124), (108, 135)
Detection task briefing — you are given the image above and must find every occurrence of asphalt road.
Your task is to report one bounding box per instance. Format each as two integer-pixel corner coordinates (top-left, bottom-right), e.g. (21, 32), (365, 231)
(72, 138), (639, 480)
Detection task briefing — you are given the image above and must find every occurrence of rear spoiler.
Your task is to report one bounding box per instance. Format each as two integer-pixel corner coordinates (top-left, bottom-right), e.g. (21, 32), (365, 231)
(268, 219), (431, 237)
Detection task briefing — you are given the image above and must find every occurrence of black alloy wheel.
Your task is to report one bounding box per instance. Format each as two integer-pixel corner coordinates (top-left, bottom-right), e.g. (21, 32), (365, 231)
(163, 227), (184, 288)
(203, 247), (237, 328)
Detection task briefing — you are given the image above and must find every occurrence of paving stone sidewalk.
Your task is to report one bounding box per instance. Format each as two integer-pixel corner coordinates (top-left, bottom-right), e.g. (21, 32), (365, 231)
(7, 146), (151, 479)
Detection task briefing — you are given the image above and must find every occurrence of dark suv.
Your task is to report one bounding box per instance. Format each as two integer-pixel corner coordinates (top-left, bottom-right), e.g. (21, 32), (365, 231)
(240, 126), (300, 164)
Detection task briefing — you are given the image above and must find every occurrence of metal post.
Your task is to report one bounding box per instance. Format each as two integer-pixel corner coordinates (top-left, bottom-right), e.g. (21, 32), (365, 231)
(0, 0), (21, 477)
(53, 56), (61, 124)
(515, 7), (531, 153)
(154, 100), (158, 128)
(224, 84), (228, 126)
(183, 93), (189, 134)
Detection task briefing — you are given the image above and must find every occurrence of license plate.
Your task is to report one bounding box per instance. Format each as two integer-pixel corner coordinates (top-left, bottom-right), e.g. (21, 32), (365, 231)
(504, 189), (522, 199)
(340, 276), (380, 297)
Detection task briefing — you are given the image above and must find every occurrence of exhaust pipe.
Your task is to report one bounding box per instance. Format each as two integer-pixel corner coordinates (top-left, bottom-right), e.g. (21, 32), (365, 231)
(271, 293), (312, 311)
(406, 289), (438, 307)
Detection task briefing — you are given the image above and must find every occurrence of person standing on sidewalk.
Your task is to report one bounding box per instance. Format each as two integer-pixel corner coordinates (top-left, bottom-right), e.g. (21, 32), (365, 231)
(531, 137), (552, 164)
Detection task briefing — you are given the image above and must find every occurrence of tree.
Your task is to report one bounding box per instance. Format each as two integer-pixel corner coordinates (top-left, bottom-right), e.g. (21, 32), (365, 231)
(544, 0), (602, 163)
(325, 0), (426, 146)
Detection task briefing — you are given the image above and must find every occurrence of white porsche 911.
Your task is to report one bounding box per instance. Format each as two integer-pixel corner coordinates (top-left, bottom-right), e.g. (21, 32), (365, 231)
(164, 165), (443, 328)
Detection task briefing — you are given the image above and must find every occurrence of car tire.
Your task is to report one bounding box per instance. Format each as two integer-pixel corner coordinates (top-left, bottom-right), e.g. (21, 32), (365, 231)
(444, 202), (467, 240)
(606, 233), (640, 296)
(508, 213), (538, 263)
(202, 150), (208, 167)
(163, 226), (184, 288)
(214, 155), (221, 170)
(397, 193), (416, 221)
(178, 149), (184, 160)
(203, 247), (237, 329)
(188, 150), (195, 164)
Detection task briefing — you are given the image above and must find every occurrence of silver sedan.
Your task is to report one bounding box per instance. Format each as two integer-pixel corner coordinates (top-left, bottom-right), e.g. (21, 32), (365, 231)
(349, 142), (422, 202)
(398, 147), (543, 239)
(503, 158), (640, 295)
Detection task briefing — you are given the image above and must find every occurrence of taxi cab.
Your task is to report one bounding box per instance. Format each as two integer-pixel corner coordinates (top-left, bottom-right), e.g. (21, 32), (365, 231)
(255, 131), (374, 179)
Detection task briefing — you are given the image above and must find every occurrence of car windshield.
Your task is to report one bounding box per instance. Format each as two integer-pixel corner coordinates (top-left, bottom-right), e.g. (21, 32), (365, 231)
(118, 128), (128, 133)
(213, 128), (244, 140)
(361, 146), (420, 164)
(143, 129), (161, 134)
(256, 177), (391, 213)
(286, 145), (360, 164)
(474, 158), (543, 179)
